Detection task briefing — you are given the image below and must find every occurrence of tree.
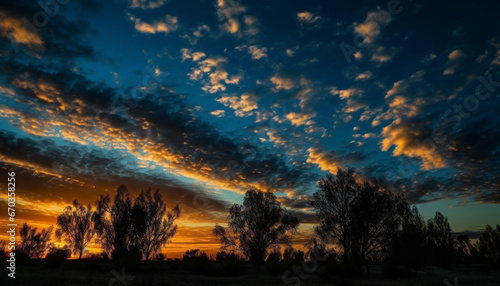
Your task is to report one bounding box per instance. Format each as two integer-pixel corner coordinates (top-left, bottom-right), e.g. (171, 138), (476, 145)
(55, 200), (95, 259)
(454, 234), (477, 264)
(213, 189), (299, 269)
(94, 185), (180, 261)
(19, 223), (53, 259)
(391, 206), (428, 270)
(478, 224), (500, 264)
(0, 240), (6, 258)
(426, 212), (454, 265)
(132, 188), (180, 261)
(304, 238), (334, 262)
(94, 185), (137, 260)
(312, 169), (407, 271)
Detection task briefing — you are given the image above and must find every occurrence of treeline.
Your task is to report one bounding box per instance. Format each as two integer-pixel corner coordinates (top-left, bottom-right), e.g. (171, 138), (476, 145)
(1, 169), (499, 273)
(1, 185), (179, 262)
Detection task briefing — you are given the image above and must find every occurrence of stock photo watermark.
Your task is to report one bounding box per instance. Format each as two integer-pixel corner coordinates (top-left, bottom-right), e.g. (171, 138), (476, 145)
(6, 171), (16, 279)
(108, 267), (135, 286)
(281, 247), (331, 286)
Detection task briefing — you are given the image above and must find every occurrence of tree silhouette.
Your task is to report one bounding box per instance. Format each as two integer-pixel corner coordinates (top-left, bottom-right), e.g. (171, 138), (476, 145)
(478, 224), (500, 264)
(19, 223), (53, 258)
(94, 185), (179, 261)
(0, 240), (6, 259)
(304, 238), (334, 262)
(94, 185), (137, 260)
(312, 169), (407, 271)
(213, 189), (299, 269)
(454, 234), (478, 264)
(55, 200), (95, 260)
(391, 206), (427, 270)
(426, 212), (454, 265)
(132, 188), (180, 261)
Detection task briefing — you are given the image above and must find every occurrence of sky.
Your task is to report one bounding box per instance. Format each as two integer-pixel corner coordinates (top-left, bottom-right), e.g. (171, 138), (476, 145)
(0, 0), (499, 258)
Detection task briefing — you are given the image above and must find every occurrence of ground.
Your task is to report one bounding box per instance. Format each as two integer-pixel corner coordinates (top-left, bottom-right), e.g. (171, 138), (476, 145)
(1, 260), (499, 286)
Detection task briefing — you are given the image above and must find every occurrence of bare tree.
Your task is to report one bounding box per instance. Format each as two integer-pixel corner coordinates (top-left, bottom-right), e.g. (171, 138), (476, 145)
(55, 200), (95, 259)
(132, 188), (180, 261)
(312, 169), (407, 271)
(19, 223), (53, 258)
(213, 189), (299, 269)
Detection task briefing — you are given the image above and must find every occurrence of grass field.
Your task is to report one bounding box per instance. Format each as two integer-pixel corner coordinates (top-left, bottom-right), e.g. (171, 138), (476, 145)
(1, 260), (499, 286)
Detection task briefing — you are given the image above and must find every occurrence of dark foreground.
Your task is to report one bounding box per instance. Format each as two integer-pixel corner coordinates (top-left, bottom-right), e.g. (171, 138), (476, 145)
(2, 260), (499, 286)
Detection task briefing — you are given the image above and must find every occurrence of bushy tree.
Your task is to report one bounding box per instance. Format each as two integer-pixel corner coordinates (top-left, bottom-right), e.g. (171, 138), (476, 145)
(426, 212), (454, 265)
(213, 189), (299, 269)
(94, 185), (180, 261)
(304, 238), (335, 262)
(132, 188), (180, 261)
(312, 169), (407, 271)
(391, 206), (427, 270)
(0, 240), (6, 259)
(478, 224), (500, 264)
(19, 223), (54, 259)
(55, 200), (95, 259)
(454, 234), (478, 264)
(94, 186), (139, 260)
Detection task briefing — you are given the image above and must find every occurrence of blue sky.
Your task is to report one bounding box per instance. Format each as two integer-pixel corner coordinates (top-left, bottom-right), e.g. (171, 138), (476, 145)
(0, 0), (500, 251)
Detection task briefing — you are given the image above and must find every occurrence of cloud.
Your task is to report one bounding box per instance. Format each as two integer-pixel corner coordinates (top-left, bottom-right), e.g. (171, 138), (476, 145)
(236, 45), (267, 60)
(130, 14), (179, 34)
(217, 92), (259, 117)
(0, 10), (43, 47)
(354, 10), (390, 44)
(381, 119), (446, 170)
(385, 70), (425, 98)
(421, 53), (438, 63)
(180, 48), (206, 61)
(343, 98), (365, 113)
(355, 71), (373, 81)
(354, 51), (363, 60)
(247, 45), (267, 60)
(297, 11), (321, 24)
(181, 24), (211, 45)
(330, 87), (363, 99)
(285, 112), (315, 126)
(216, 0), (246, 34)
(188, 57), (241, 93)
(0, 58), (313, 200)
(363, 132), (376, 139)
(443, 49), (463, 75)
(448, 49), (464, 60)
(0, 1), (95, 61)
(371, 71), (426, 126)
(243, 15), (260, 36)
(371, 46), (397, 63)
(270, 73), (297, 90)
(306, 146), (341, 174)
(489, 37), (500, 66)
(210, 110), (226, 117)
(129, 0), (167, 9)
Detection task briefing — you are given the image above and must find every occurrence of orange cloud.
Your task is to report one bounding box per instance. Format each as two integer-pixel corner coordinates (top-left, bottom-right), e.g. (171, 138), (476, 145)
(306, 146), (341, 174)
(381, 119), (446, 170)
(0, 11), (43, 47)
